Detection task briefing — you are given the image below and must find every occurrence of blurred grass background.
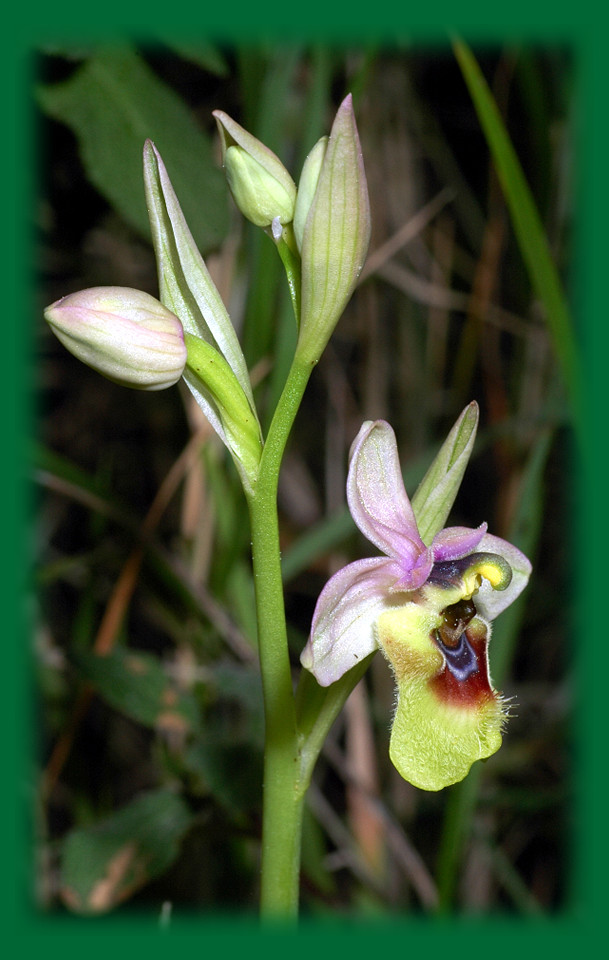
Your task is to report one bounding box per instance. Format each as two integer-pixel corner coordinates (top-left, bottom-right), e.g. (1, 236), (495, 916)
(34, 42), (573, 916)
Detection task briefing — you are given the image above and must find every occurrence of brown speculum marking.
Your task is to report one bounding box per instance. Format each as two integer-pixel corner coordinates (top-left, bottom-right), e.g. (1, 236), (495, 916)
(436, 597), (477, 648)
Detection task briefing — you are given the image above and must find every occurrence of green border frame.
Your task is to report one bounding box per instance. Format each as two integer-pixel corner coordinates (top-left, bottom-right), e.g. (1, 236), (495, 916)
(7, 1), (603, 950)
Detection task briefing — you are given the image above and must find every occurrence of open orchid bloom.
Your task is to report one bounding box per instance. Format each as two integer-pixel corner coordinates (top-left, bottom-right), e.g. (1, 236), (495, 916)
(301, 418), (532, 790)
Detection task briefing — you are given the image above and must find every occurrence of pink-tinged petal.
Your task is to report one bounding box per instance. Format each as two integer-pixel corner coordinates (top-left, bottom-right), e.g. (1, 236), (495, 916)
(473, 533), (532, 619)
(347, 420), (425, 568)
(431, 523), (488, 562)
(391, 546), (434, 591)
(300, 556), (401, 686)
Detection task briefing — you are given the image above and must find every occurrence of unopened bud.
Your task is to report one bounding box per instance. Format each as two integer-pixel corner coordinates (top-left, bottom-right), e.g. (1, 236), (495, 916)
(293, 136), (327, 252)
(224, 145), (295, 227)
(213, 110), (296, 229)
(44, 286), (187, 390)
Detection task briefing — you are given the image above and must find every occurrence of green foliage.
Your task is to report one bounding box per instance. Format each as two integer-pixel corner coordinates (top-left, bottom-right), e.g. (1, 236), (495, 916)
(60, 789), (194, 914)
(75, 647), (203, 737)
(166, 42), (230, 77)
(37, 44), (229, 253)
(454, 40), (579, 417)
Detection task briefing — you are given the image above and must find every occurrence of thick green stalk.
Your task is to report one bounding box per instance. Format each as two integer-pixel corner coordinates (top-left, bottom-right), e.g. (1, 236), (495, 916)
(246, 355), (313, 919)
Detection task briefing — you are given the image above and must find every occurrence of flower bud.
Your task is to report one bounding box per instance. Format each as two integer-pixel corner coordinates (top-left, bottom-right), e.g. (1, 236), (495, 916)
(293, 136), (327, 252)
(296, 95), (371, 365)
(223, 145), (295, 228)
(213, 110), (296, 228)
(44, 286), (187, 390)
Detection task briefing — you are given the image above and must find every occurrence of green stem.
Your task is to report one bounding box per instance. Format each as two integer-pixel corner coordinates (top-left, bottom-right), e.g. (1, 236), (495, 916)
(246, 354), (313, 919)
(275, 224), (302, 327)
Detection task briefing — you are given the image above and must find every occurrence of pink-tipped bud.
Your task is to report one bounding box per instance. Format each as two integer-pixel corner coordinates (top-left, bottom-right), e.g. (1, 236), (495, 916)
(44, 286), (187, 390)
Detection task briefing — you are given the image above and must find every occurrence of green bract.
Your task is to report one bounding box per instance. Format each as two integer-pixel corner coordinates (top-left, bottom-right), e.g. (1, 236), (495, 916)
(143, 139), (263, 492)
(296, 94), (371, 365)
(184, 334), (262, 480)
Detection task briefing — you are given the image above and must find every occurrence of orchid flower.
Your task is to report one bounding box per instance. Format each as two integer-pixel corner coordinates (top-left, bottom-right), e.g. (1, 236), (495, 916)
(301, 416), (532, 790)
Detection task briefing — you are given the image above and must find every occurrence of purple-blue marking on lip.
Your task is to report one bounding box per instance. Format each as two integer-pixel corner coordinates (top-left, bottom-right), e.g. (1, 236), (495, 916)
(434, 629), (479, 681)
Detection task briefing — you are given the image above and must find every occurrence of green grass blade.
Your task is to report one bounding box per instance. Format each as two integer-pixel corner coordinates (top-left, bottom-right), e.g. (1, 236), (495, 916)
(453, 40), (580, 417)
